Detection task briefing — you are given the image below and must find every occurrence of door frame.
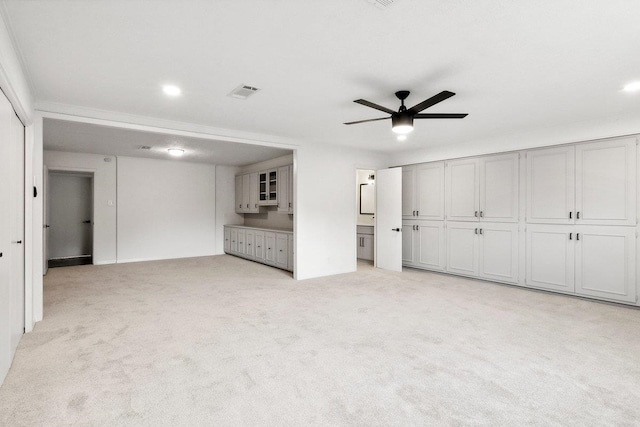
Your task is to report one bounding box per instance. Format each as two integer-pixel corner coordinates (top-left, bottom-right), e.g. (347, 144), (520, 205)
(355, 167), (378, 268)
(45, 168), (96, 269)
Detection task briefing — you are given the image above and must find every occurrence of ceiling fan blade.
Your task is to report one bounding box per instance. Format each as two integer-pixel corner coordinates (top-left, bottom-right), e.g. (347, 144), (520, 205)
(354, 99), (396, 115)
(408, 91), (456, 114)
(344, 117), (390, 125)
(414, 113), (468, 119)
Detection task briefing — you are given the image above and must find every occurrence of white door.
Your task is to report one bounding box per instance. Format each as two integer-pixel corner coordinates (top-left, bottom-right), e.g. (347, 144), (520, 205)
(480, 153), (518, 222)
(446, 158), (480, 222)
(575, 226), (636, 303)
(230, 228), (238, 253)
(526, 146), (575, 224)
(401, 221), (416, 265)
(245, 230), (255, 259)
(446, 222), (479, 277)
(401, 166), (415, 218)
(0, 89), (12, 385)
(224, 227), (230, 252)
(526, 224), (575, 292)
(478, 223), (518, 283)
(255, 231), (265, 261)
(9, 112), (24, 356)
(415, 221), (446, 272)
(277, 166), (289, 213)
(249, 172), (259, 213)
(235, 175), (243, 213)
(43, 165), (49, 275)
(242, 174), (251, 212)
(416, 162), (445, 220)
(375, 167), (403, 272)
(265, 232), (276, 264)
(275, 233), (288, 268)
(575, 138), (636, 226)
(237, 229), (246, 255)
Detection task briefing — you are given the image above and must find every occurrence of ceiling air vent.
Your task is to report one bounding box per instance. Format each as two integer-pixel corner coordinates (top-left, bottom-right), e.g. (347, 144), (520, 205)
(366, 0), (394, 9)
(228, 84), (261, 100)
(138, 145), (152, 150)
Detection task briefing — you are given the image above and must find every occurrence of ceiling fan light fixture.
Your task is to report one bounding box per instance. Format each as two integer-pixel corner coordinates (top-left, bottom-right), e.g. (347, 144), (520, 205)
(168, 148), (184, 156)
(392, 114), (414, 134)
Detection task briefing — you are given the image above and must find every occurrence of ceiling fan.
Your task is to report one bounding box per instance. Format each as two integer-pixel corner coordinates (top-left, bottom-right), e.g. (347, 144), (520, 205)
(344, 90), (467, 135)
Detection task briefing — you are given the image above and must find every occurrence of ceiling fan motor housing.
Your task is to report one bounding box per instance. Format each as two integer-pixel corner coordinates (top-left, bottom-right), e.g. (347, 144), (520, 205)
(392, 112), (414, 134)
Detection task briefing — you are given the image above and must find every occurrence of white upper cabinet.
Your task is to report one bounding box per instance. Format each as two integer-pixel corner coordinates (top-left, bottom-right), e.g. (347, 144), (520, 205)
(402, 166), (416, 218)
(277, 165), (290, 213)
(526, 146), (575, 224)
(575, 138), (636, 226)
(446, 159), (479, 222)
(574, 226), (636, 303)
(235, 175), (244, 213)
(248, 172), (259, 213)
(480, 153), (519, 222)
(446, 154), (517, 222)
(416, 162), (445, 220)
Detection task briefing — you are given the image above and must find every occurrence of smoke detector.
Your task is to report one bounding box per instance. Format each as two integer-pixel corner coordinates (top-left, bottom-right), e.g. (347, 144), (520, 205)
(228, 84), (261, 100)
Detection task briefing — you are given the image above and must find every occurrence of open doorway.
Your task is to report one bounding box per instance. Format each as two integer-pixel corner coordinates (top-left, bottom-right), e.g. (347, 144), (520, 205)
(356, 169), (375, 264)
(46, 171), (94, 268)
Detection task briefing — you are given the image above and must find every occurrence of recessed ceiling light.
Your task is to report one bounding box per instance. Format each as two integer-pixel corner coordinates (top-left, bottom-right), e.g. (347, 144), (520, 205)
(623, 81), (640, 93)
(163, 85), (181, 96)
(168, 148), (184, 156)
(397, 135), (407, 141)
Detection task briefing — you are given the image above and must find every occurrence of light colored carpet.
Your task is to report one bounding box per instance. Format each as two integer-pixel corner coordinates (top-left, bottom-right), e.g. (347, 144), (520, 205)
(1, 256), (639, 426)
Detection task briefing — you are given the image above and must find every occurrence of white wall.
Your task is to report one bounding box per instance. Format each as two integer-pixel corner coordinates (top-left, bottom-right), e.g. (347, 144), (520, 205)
(0, 15), (33, 124)
(295, 143), (387, 280)
(356, 169), (375, 226)
(44, 151), (117, 264)
(117, 157), (216, 263)
(215, 165), (243, 254)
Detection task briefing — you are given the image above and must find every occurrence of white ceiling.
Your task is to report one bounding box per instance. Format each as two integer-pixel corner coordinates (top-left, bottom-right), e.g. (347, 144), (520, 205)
(3, 0), (640, 154)
(44, 119), (291, 166)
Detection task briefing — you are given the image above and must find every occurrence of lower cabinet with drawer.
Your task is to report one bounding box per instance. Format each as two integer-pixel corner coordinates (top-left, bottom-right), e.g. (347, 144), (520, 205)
(224, 225), (293, 272)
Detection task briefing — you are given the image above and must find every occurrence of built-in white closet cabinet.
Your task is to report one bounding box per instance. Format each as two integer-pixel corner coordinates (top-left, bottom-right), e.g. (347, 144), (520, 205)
(402, 134), (639, 306)
(224, 225), (293, 272)
(277, 165), (294, 213)
(235, 172), (259, 213)
(236, 165), (294, 214)
(446, 153), (519, 222)
(403, 162), (445, 220)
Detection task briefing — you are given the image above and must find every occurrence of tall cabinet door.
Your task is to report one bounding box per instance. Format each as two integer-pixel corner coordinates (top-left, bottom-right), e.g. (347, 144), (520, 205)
(402, 166), (416, 218)
(277, 165), (290, 213)
(235, 175), (244, 213)
(242, 174), (251, 211)
(416, 162), (444, 220)
(446, 222), (479, 276)
(575, 226), (636, 303)
(415, 221), (446, 272)
(478, 223), (518, 283)
(230, 228), (238, 253)
(224, 227), (230, 252)
(525, 225), (575, 292)
(526, 146), (575, 224)
(402, 221), (416, 265)
(288, 234), (294, 270)
(480, 153), (518, 223)
(245, 230), (255, 259)
(446, 159), (480, 222)
(575, 138), (636, 226)
(254, 231), (265, 261)
(275, 233), (288, 268)
(237, 229), (246, 255)
(265, 232), (276, 265)
(248, 172), (259, 213)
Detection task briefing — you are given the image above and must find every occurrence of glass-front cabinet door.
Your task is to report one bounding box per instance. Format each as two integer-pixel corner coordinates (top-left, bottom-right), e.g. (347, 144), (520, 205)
(258, 169), (278, 205)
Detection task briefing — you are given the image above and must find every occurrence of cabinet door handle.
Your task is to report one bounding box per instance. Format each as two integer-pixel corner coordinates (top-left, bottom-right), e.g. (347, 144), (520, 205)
(569, 233), (572, 240)
(391, 228), (401, 232)
(246, 204), (249, 208)
(289, 202), (291, 207)
(577, 211), (580, 219)
(474, 211), (478, 218)
(416, 210), (419, 216)
(475, 228), (478, 234)
(480, 211), (483, 217)
(255, 204), (258, 208)
(569, 212), (572, 219)
(479, 229), (483, 235)
(576, 233), (580, 241)
(239, 204), (242, 208)
(413, 210), (416, 216)
(416, 225), (419, 230)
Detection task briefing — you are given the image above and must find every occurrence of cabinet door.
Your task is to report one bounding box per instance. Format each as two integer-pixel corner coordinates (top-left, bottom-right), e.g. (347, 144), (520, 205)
(248, 172), (259, 213)
(237, 229), (246, 255)
(254, 231), (265, 261)
(235, 175), (244, 213)
(258, 172), (268, 203)
(230, 228), (238, 253)
(402, 166), (416, 218)
(415, 221), (445, 272)
(526, 146), (575, 224)
(269, 169), (278, 203)
(525, 225), (574, 292)
(402, 221), (416, 265)
(575, 138), (636, 226)
(277, 165), (290, 212)
(480, 153), (518, 222)
(446, 159), (480, 222)
(478, 223), (518, 283)
(224, 227), (230, 252)
(242, 174), (250, 211)
(288, 234), (294, 271)
(575, 226), (636, 303)
(245, 230), (255, 259)
(446, 222), (479, 276)
(265, 232), (276, 264)
(275, 233), (288, 268)
(416, 162), (444, 220)
(362, 235), (374, 261)
(288, 165), (294, 213)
